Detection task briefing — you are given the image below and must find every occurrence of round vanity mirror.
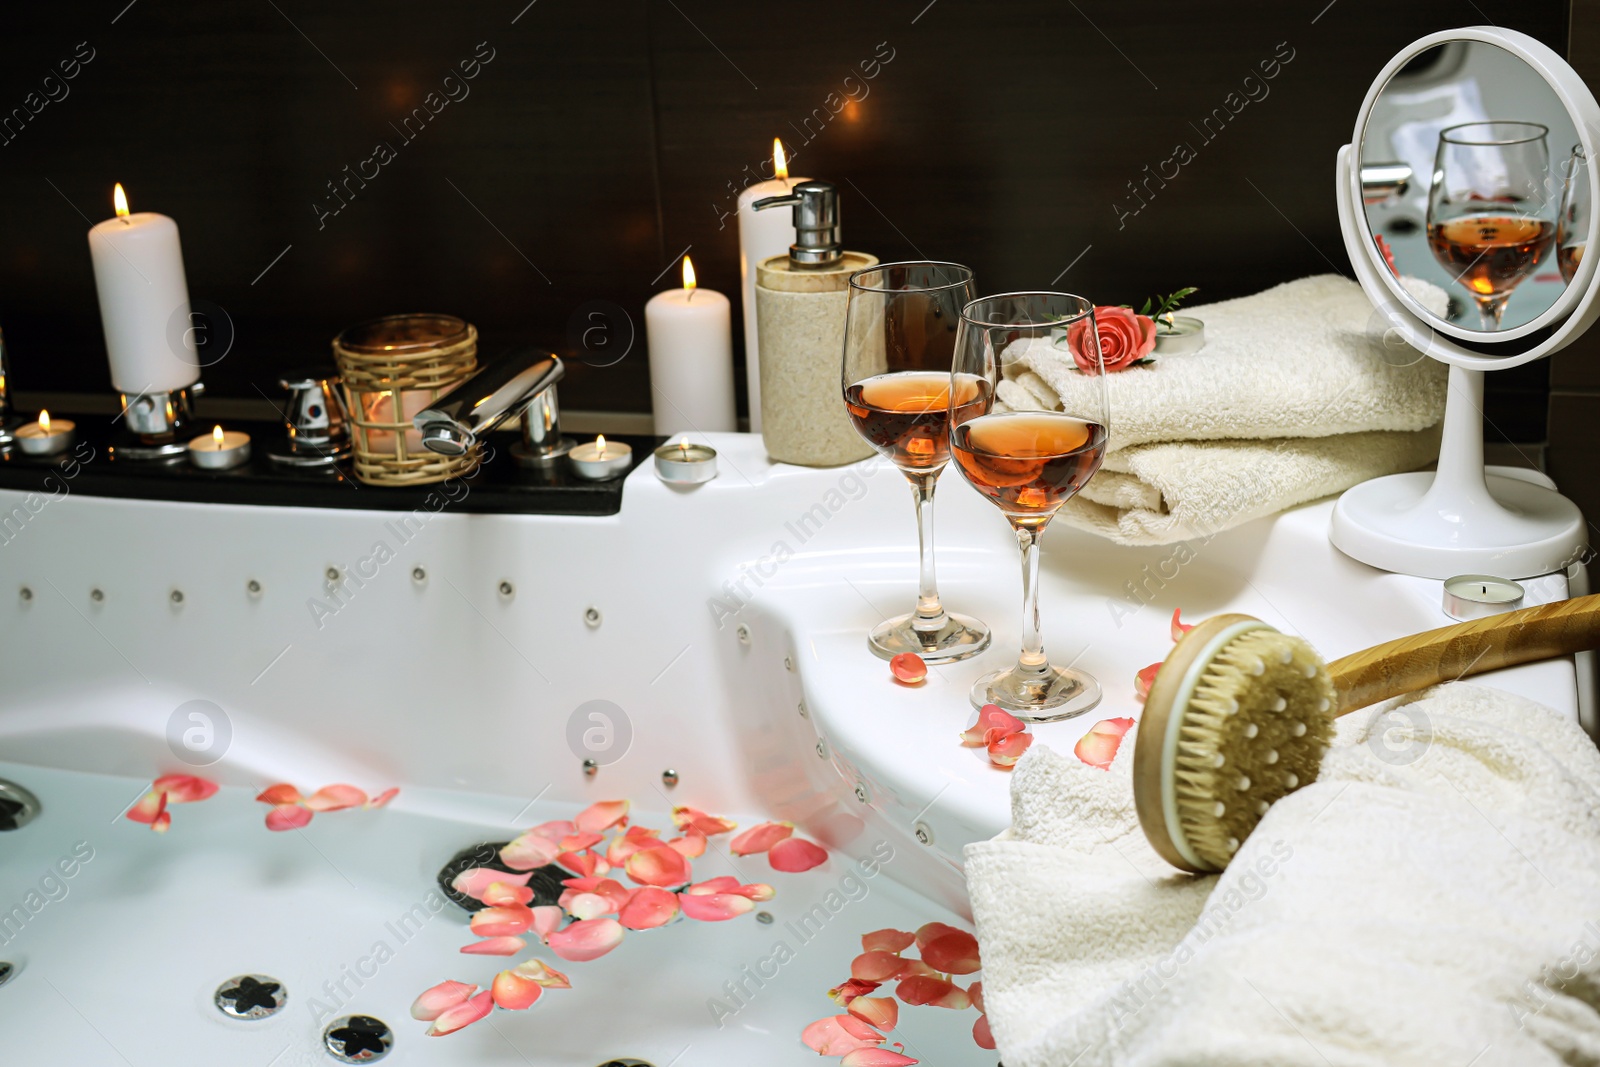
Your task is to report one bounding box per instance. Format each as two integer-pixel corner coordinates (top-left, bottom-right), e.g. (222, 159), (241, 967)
(1331, 27), (1600, 580)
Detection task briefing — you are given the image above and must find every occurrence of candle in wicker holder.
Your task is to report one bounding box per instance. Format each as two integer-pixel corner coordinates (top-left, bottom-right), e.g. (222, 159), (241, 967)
(332, 314), (480, 486)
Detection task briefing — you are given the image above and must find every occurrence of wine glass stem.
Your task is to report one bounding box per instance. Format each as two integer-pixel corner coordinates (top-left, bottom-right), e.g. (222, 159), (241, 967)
(1475, 292), (1510, 329)
(908, 472), (948, 631)
(1014, 522), (1048, 676)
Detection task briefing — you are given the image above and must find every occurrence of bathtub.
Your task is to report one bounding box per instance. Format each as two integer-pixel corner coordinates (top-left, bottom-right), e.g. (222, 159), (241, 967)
(0, 433), (1586, 1063)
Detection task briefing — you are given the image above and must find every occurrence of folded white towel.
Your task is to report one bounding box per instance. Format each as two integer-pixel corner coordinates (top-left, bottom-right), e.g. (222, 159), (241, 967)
(964, 683), (1600, 1067)
(999, 274), (1448, 545)
(1017, 274), (1448, 450)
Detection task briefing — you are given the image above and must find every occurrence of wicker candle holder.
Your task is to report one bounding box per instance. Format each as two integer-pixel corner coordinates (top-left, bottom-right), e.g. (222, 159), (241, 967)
(332, 314), (480, 486)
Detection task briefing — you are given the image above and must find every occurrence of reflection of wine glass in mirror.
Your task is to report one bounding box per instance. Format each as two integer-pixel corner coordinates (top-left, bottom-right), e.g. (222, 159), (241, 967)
(1558, 144), (1588, 283)
(841, 261), (990, 664)
(948, 293), (1108, 720)
(1425, 121), (1556, 329)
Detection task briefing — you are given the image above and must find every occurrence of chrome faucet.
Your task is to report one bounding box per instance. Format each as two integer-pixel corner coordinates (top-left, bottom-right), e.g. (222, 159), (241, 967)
(414, 349), (575, 466)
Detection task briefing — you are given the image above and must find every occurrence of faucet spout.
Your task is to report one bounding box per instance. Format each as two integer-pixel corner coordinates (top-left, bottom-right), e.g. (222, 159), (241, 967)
(414, 350), (565, 457)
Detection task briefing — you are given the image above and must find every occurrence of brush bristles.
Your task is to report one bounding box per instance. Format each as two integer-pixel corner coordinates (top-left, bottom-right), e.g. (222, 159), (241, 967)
(1172, 628), (1334, 870)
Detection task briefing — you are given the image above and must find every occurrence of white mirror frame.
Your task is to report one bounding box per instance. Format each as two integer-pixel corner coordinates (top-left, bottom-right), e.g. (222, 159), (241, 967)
(1331, 26), (1592, 580)
(1338, 26), (1600, 366)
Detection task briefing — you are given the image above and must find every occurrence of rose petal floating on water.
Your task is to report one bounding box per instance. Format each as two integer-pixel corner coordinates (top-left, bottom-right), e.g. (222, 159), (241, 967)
(470, 904), (533, 938)
(500, 832), (560, 871)
(460, 936), (526, 956)
(264, 803), (312, 831)
(427, 989), (492, 1036)
(618, 886), (680, 929)
(840, 1050), (918, 1067)
(366, 786), (399, 808)
(802, 1014), (887, 1056)
(861, 928), (916, 954)
(973, 1014), (995, 1051)
(411, 980), (478, 1021)
(848, 995), (898, 1031)
(545, 917), (625, 962)
(920, 930), (981, 975)
(304, 784), (366, 812)
(152, 774), (219, 803)
(769, 836), (828, 872)
(729, 821), (793, 855)
(483, 881), (535, 907)
(512, 958), (571, 989)
(624, 841), (690, 887)
(451, 867), (533, 902)
(678, 891), (754, 922)
(895, 974), (971, 1009)
(671, 805), (738, 836)
(255, 783), (302, 806)
(829, 978), (882, 1006)
(574, 799), (630, 834)
(490, 969), (543, 1011)
(851, 950), (906, 982)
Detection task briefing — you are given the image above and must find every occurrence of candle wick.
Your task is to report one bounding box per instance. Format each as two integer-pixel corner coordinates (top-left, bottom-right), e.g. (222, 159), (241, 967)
(685, 288), (695, 304)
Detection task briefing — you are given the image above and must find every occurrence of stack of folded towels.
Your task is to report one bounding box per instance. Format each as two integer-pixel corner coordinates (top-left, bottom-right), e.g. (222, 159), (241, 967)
(964, 683), (1600, 1065)
(996, 274), (1448, 545)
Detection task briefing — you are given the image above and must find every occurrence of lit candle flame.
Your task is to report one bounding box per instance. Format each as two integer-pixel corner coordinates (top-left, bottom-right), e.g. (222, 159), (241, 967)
(38, 410), (50, 434)
(682, 255), (697, 296)
(595, 434), (607, 458)
(679, 441), (689, 457)
(213, 425), (225, 448)
(773, 138), (788, 183)
(113, 183), (130, 218)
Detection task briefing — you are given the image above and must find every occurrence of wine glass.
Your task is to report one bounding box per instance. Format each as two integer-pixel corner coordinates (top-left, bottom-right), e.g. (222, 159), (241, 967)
(1425, 121), (1556, 330)
(841, 261), (991, 663)
(1558, 143), (1588, 284)
(948, 293), (1108, 720)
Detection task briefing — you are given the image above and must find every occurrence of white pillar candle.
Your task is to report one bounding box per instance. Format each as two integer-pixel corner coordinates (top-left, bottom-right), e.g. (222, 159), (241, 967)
(87, 183), (199, 394)
(736, 139), (807, 432)
(644, 256), (736, 436)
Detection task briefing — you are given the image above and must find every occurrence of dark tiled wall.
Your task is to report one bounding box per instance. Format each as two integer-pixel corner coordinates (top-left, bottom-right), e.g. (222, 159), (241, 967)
(0, 1), (1570, 434)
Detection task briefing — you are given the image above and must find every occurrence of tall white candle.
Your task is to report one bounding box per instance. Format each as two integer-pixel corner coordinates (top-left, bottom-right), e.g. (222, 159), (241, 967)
(87, 183), (199, 394)
(645, 256), (736, 436)
(736, 139), (807, 433)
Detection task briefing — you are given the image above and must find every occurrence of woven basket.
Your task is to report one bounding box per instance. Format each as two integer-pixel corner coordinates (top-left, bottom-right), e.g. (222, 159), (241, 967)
(332, 314), (480, 486)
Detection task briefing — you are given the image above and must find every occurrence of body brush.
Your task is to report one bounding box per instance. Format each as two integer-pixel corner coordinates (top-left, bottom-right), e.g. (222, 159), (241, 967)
(1133, 595), (1600, 873)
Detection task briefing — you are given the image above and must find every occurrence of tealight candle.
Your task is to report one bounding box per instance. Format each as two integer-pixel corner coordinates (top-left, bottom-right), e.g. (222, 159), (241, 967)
(15, 410), (75, 455)
(653, 440), (718, 485)
(569, 435), (633, 480)
(1442, 574), (1525, 620)
(188, 424), (251, 470)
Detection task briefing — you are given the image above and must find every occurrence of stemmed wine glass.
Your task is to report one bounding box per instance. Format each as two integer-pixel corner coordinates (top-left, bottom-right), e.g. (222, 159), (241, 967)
(948, 293), (1109, 720)
(841, 261), (991, 663)
(1425, 121), (1556, 329)
(1558, 143), (1588, 284)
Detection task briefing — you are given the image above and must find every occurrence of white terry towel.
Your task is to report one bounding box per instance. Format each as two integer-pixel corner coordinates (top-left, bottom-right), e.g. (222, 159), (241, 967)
(964, 682), (1600, 1067)
(998, 274), (1449, 546)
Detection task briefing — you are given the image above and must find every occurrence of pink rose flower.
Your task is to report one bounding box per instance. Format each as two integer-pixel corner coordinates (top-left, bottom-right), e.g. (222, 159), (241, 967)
(1066, 305), (1157, 372)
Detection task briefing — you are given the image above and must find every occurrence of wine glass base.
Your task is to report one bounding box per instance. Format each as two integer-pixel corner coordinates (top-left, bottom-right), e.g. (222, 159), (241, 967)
(868, 612), (991, 664)
(971, 664), (1101, 723)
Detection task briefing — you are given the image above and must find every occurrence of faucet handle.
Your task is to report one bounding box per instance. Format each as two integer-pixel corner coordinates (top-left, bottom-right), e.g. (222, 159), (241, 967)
(414, 349), (567, 457)
(266, 366), (351, 467)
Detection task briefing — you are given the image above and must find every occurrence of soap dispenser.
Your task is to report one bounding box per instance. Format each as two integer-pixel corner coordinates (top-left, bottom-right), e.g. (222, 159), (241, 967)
(752, 180), (877, 467)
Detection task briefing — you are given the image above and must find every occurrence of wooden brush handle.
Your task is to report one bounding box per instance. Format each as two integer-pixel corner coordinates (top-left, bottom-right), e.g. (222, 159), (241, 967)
(1328, 593), (1600, 715)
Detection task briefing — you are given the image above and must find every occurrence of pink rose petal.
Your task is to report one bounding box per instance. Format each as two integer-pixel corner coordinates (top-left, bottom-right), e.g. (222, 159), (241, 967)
(623, 841), (690, 887)
(802, 1014), (886, 1055)
(671, 805), (737, 836)
(851, 950), (906, 982)
(511, 958), (571, 989)
(968, 980), (985, 1014)
(304, 784), (367, 812)
(841, 1049), (919, 1067)
(410, 979), (479, 1021)
(684, 876), (740, 895)
(973, 1013), (995, 1050)
(558, 830), (604, 853)
(677, 891), (754, 922)
(1074, 717), (1135, 770)
(889, 652), (927, 685)
(1135, 662), (1161, 701)
(460, 936), (526, 956)
(490, 969), (544, 1011)
(861, 929), (916, 953)
(470, 905), (534, 938)
(829, 978), (881, 1006)
(546, 917), (624, 962)
(618, 886), (680, 929)
(366, 786), (399, 808)
(668, 832), (707, 858)
(959, 704), (1026, 745)
(530, 905), (564, 940)
(574, 799), (630, 834)
(920, 930), (981, 975)
(152, 774), (219, 803)
(125, 791), (165, 825)
(731, 882), (774, 902)
(1171, 607), (1194, 641)
(564, 892), (611, 920)
(265, 803), (312, 831)
(483, 881), (535, 907)
(848, 996), (898, 1031)
(729, 820), (794, 856)
(151, 804), (171, 833)
(500, 832), (560, 871)
(769, 836), (828, 872)
(895, 975), (971, 1009)
(557, 850), (600, 877)
(255, 783), (301, 805)
(451, 867), (533, 902)
(427, 989), (492, 1036)
(987, 729), (1034, 768)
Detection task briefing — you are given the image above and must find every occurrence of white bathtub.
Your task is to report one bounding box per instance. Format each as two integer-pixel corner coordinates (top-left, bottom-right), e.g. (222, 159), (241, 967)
(0, 433), (1585, 1063)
